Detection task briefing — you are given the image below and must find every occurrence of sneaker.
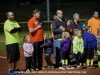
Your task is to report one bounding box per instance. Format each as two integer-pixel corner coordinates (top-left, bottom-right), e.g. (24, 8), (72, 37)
(77, 66), (82, 70)
(36, 68), (39, 71)
(13, 68), (21, 73)
(62, 64), (66, 69)
(59, 67), (65, 70)
(47, 66), (51, 69)
(42, 67), (46, 70)
(90, 66), (96, 69)
(8, 70), (15, 75)
(87, 66), (92, 69)
(30, 68), (34, 73)
(51, 66), (54, 69)
(98, 66), (100, 68)
(26, 69), (30, 73)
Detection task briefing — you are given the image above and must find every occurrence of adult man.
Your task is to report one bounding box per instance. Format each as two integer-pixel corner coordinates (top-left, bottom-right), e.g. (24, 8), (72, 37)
(4, 12), (21, 75)
(27, 9), (44, 70)
(52, 10), (67, 67)
(88, 11), (100, 36)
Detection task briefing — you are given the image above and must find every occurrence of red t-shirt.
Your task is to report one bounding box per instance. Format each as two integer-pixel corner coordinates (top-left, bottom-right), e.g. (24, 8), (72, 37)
(27, 17), (43, 42)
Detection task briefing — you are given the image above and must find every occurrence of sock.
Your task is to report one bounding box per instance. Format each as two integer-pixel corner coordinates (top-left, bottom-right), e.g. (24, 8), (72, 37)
(61, 60), (65, 65)
(86, 59), (90, 66)
(8, 69), (12, 71)
(98, 61), (100, 67)
(90, 59), (93, 66)
(77, 65), (80, 67)
(65, 59), (68, 65)
(80, 63), (82, 66)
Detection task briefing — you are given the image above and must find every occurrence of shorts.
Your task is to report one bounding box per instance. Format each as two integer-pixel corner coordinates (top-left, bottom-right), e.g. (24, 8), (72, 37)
(86, 48), (94, 59)
(6, 43), (20, 63)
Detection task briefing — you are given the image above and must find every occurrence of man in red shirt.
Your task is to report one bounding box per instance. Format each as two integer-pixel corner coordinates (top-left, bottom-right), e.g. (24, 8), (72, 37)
(27, 9), (44, 70)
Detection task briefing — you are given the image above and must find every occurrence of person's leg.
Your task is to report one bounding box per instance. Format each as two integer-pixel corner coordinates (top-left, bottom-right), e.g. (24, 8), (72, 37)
(8, 62), (13, 70)
(13, 43), (20, 72)
(38, 41), (43, 69)
(86, 48), (91, 67)
(74, 53), (80, 67)
(32, 42), (38, 70)
(55, 39), (61, 67)
(79, 51), (85, 66)
(98, 55), (100, 67)
(61, 51), (65, 65)
(90, 48), (94, 67)
(25, 57), (30, 73)
(45, 54), (53, 69)
(53, 42), (56, 62)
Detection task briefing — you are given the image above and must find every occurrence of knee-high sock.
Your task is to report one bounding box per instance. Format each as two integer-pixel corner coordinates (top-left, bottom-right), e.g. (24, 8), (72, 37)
(65, 59), (68, 65)
(61, 60), (65, 65)
(98, 61), (100, 67)
(87, 59), (90, 66)
(90, 59), (93, 66)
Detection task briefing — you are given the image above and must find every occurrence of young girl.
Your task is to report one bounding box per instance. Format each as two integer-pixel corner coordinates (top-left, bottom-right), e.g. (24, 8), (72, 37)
(83, 26), (97, 69)
(23, 34), (34, 73)
(40, 33), (54, 69)
(96, 27), (100, 68)
(73, 29), (84, 69)
(61, 32), (72, 69)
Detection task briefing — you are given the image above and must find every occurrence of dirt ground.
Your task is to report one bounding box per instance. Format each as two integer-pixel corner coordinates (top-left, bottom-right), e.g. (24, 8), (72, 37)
(0, 50), (100, 75)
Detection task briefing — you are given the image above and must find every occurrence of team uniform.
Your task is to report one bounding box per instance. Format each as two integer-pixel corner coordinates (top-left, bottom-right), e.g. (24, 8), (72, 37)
(73, 36), (84, 69)
(96, 36), (100, 68)
(84, 32), (97, 68)
(61, 38), (71, 68)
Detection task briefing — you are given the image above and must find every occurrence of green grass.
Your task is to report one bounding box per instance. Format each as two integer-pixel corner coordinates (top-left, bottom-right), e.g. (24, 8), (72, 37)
(0, 30), (51, 52)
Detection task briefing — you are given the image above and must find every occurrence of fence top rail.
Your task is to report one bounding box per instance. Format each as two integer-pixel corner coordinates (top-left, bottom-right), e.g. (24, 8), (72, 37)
(0, 19), (85, 25)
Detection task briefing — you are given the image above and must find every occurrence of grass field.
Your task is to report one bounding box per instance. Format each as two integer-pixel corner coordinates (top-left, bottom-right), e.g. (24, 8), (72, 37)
(0, 30), (51, 52)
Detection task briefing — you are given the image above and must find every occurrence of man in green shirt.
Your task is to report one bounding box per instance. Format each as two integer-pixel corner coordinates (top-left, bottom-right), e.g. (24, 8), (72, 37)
(4, 12), (21, 75)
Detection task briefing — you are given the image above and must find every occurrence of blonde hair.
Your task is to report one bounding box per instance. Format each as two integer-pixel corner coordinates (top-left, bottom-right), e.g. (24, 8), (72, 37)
(23, 34), (29, 43)
(62, 32), (69, 40)
(74, 29), (81, 36)
(85, 26), (91, 32)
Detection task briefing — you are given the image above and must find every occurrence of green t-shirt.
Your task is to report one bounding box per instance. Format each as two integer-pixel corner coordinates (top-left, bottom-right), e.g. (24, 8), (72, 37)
(4, 20), (20, 45)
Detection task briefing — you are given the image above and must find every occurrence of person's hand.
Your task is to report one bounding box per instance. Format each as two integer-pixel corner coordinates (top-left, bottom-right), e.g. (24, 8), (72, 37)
(62, 28), (65, 32)
(37, 25), (42, 29)
(38, 21), (44, 26)
(59, 26), (63, 29)
(29, 51), (33, 55)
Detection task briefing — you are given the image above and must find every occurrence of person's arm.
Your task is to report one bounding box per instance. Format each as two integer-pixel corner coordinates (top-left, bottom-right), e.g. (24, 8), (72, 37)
(40, 40), (52, 48)
(80, 38), (84, 54)
(94, 35), (97, 48)
(29, 26), (41, 33)
(23, 44), (30, 54)
(73, 37), (78, 54)
(10, 27), (21, 34)
(87, 19), (91, 26)
(28, 21), (42, 33)
(30, 43), (34, 52)
(52, 22), (63, 34)
(61, 40), (64, 47)
(83, 33), (87, 47)
(4, 23), (21, 34)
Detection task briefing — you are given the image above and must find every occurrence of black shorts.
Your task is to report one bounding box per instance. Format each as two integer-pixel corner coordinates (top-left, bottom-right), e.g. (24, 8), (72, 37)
(6, 43), (20, 63)
(61, 51), (69, 60)
(86, 48), (94, 59)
